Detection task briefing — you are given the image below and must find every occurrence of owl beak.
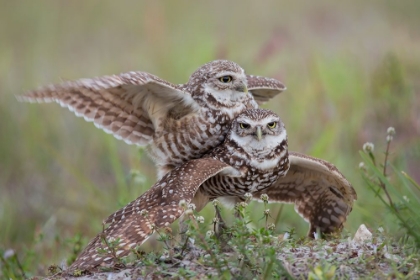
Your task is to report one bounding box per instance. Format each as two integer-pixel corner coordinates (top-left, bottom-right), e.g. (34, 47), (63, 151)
(235, 82), (248, 93)
(256, 126), (262, 141)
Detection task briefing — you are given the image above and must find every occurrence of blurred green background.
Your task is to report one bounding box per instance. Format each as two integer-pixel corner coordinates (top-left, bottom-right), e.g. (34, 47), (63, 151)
(1, 0), (419, 275)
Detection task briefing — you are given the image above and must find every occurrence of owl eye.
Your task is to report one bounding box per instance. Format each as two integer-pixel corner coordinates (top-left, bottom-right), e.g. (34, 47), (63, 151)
(219, 75), (232, 83)
(239, 123), (250, 129)
(267, 122), (277, 129)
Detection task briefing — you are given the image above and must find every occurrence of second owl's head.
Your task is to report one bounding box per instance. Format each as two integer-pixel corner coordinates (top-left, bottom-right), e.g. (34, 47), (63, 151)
(229, 109), (288, 154)
(188, 60), (250, 106)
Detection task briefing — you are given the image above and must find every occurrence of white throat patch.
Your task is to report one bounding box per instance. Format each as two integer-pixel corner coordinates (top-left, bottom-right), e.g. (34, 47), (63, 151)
(231, 129), (287, 170)
(204, 84), (249, 104)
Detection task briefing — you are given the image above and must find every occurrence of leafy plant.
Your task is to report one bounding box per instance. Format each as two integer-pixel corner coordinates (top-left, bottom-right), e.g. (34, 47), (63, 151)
(360, 127), (420, 247)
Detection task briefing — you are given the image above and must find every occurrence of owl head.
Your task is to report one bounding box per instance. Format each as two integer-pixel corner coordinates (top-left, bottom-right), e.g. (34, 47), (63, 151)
(229, 109), (287, 159)
(187, 60), (250, 106)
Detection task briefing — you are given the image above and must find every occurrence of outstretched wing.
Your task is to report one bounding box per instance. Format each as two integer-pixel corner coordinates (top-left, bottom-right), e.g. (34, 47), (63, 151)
(17, 72), (198, 146)
(68, 158), (236, 273)
(246, 75), (286, 104)
(253, 152), (357, 237)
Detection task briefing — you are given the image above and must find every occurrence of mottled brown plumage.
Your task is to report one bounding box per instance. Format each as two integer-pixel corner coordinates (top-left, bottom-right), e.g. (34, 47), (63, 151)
(253, 152), (357, 237)
(19, 61), (357, 274)
(68, 109), (290, 272)
(18, 60), (286, 177)
(67, 109), (357, 273)
(69, 158), (233, 272)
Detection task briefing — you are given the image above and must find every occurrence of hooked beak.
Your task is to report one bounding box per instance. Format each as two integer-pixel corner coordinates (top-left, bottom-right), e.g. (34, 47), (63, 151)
(256, 126), (262, 141)
(235, 82), (248, 93)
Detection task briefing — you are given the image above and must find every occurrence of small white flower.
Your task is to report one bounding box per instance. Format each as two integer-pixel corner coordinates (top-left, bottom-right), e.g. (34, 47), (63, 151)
(268, 223), (276, 231)
(196, 216), (205, 224)
(239, 201), (248, 208)
(206, 230), (214, 238)
(244, 192), (252, 202)
(386, 135), (393, 142)
(363, 142), (374, 153)
(179, 200), (187, 208)
(185, 209), (193, 216)
(188, 203), (196, 210)
(264, 209), (270, 216)
(387, 127), (396, 136)
(212, 199), (219, 207)
(107, 237), (116, 243)
(3, 249), (14, 259)
(260, 193), (269, 202)
(358, 162), (365, 169)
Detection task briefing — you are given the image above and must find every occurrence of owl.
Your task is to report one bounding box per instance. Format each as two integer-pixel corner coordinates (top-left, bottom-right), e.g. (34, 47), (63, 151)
(67, 109), (356, 272)
(18, 60), (286, 178)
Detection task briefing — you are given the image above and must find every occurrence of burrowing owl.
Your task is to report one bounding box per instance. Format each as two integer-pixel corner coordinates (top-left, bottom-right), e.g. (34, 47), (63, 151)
(68, 109), (356, 272)
(68, 109), (289, 271)
(18, 60), (285, 178)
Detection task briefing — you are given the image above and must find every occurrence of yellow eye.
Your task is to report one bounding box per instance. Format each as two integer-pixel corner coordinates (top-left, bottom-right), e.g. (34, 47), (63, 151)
(219, 75), (232, 83)
(267, 122), (277, 129)
(239, 123), (250, 129)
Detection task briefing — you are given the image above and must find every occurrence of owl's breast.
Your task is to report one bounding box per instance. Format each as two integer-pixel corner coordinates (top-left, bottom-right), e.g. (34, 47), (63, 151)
(201, 164), (284, 200)
(149, 110), (234, 177)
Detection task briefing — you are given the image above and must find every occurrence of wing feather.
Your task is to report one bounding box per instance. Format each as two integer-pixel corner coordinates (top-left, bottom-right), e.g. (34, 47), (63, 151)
(68, 158), (234, 272)
(247, 75), (286, 104)
(17, 72), (198, 146)
(253, 152), (356, 236)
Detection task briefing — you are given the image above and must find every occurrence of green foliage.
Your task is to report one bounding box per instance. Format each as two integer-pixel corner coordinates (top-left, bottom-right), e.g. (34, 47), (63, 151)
(65, 233), (84, 267)
(360, 128), (420, 248)
(308, 263), (336, 280)
(0, 248), (27, 280)
(51, 199), (419, 279)
(122, 201), (295, 279)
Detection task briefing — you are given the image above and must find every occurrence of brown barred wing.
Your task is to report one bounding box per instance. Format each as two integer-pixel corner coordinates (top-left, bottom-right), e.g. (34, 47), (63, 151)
(253, 152), (357, 237)
(17, 71), (197, 146)
(246, 74), (286, 104)
(67, 158), (235, 273)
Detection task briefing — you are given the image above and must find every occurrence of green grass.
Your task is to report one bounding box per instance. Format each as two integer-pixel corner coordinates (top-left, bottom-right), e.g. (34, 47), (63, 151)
(360, 127), (420, 248)
(1, 0), (420, 278)
(29, 195), (420, 279)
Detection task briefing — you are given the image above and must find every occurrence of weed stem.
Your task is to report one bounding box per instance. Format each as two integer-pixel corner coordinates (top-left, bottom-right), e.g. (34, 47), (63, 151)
(381, 139), (396, 211)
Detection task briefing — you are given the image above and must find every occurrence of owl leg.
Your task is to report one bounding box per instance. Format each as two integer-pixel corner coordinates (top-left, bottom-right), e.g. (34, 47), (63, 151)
(213, 196), (244, 238)
(213, 205), (228, 237)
